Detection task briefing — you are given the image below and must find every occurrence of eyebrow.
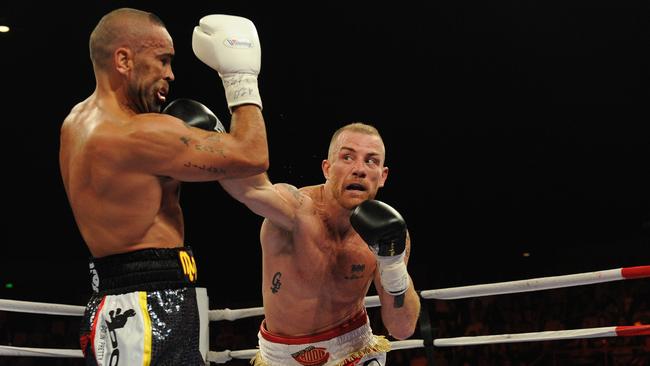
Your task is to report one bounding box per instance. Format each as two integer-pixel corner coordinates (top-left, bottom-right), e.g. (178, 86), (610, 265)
(340, 146), (380, 157)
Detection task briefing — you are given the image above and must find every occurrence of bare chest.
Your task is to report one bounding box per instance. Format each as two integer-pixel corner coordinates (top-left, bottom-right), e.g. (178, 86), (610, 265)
(289, 232), (377, 292)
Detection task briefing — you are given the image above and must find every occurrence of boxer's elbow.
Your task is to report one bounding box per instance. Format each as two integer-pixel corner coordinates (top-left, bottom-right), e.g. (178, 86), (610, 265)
(247, 146), (269, 174)
(388, 321), (417, 340)
(233, 149), (268, 177)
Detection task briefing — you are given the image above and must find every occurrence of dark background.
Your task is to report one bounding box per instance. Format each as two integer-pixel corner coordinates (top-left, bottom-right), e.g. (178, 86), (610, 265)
(0, 0), (648, 340)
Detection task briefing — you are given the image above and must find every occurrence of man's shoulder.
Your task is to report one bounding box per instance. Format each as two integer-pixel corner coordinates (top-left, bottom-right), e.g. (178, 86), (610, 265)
(299, 184), (323, 195)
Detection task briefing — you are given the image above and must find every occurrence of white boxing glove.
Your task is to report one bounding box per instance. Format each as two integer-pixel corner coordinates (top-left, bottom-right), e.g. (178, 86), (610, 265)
(192, 14), (262, 112)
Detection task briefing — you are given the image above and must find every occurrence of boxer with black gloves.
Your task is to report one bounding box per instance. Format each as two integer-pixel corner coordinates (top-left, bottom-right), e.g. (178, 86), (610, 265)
(351, 199), (410, 299)
(60, 8), (269, 365)
(219, 123), (420, 366)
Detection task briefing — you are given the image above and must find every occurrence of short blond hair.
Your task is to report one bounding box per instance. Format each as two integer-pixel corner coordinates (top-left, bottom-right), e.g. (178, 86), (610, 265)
(327, 122), (384, 160)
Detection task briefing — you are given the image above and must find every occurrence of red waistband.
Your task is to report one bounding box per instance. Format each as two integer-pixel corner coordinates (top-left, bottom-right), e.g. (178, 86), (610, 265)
(260, 308), (368, 345)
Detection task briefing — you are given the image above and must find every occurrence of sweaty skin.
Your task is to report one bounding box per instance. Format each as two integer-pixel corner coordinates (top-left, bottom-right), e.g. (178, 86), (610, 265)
(60, 12), (268, 258)
(220, 128), (420, 340)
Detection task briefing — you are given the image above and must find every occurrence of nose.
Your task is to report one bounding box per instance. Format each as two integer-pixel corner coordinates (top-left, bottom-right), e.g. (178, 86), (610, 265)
(165, 67), (175, 82)
(351, 160), (367, 178)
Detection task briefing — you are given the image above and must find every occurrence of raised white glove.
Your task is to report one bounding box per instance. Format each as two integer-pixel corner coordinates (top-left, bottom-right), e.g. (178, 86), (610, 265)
(192, 14), (262, 112)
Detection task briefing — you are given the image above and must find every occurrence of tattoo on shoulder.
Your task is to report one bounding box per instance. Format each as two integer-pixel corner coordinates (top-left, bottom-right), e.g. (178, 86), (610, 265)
(270, 272), (282, 294)
(279, 184), (304, 206)
(344, 264), (365, 280)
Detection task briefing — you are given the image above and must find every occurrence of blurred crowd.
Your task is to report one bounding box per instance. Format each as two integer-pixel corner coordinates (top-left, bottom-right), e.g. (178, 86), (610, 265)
(1, 279), (649, 365)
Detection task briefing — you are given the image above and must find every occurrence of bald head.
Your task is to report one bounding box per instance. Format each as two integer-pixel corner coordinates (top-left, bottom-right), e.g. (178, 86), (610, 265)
(89, 8), (167, 70)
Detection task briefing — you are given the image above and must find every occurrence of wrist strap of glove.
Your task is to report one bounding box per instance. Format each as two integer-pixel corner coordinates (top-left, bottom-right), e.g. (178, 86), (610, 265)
(376, 252), (409, 296)
(221, 74), (262, 113)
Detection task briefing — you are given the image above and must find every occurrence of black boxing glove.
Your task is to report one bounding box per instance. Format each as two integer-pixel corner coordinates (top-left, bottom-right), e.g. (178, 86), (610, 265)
(162, 98), (226, 132)
(350, 200), (409, 296)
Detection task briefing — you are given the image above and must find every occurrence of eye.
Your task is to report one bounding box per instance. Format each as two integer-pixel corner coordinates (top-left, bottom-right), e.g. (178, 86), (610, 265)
(366, 158), (379, 165)
(343, 154), (353, 161)
(160, 56), (172, 66)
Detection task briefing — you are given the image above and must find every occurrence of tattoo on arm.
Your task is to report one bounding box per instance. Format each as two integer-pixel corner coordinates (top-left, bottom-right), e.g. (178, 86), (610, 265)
(270, 272), (282, 294)
(183, 161), (226, 175)
(194, 144), (226, 157)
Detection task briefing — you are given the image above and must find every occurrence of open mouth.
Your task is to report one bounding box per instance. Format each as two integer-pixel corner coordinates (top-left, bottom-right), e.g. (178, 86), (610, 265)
(346, 183), (366, 191)
(156, 88), (168, 103)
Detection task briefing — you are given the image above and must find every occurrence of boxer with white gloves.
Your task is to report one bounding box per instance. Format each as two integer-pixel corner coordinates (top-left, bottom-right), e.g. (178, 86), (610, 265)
(61, 8), (269, 365)
(193, 14), (263, 112)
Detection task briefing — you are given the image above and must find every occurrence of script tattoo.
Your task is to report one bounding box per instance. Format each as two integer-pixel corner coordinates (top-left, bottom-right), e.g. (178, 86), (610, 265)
(195, 144), (226, 157)
(205, 134), (222, 142)
(270, 272), (282, 294)
(183, 161), (226, 175)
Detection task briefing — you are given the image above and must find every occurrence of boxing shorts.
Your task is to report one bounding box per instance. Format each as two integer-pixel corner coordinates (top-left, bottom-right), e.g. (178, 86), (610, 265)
(253, 308), (390, 366)
(79, 246), (208, 366)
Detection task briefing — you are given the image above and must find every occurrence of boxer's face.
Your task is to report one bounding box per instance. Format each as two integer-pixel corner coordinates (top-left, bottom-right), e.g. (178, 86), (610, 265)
(127, 25), (175, 113)
(323, 131), (388, 210)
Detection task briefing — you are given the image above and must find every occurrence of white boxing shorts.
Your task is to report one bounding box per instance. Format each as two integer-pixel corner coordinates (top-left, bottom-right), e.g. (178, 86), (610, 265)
(253, 308), (390, 366)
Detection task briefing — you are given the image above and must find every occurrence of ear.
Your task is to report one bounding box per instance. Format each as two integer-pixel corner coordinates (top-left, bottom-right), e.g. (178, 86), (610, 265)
(378, 166), (389, 188)
(321, 159), (331, 180)
(114, 47), (133, 75)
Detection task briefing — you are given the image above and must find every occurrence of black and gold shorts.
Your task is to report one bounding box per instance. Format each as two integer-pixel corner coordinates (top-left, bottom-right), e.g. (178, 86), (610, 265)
(79, 247), (208, 366)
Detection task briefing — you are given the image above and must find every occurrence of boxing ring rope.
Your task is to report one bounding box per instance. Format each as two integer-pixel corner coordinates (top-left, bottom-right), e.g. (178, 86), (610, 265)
(2, 265), (650, 362)
(421, 265), (650, 300)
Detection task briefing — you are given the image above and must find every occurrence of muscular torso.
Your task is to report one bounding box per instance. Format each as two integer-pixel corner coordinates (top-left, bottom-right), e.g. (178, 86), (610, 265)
(60, 97), (184, 258)
(260, 185), (377, 336)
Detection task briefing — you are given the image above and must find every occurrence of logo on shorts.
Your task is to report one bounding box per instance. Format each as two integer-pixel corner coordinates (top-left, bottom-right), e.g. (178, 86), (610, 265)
(89, 262), (100, 293)
(291, 346), (329, 366)
(98, 307), (136, 365)
(179, 250), (198, 282)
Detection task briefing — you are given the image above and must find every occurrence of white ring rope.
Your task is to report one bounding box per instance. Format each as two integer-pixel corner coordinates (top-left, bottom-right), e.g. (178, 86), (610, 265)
(1, 264), (649, 362)
(0, 299), (84, 316)
(0, 299), (379, 320)
(4, 325), (650, 360)
(421, 265), (650, 300)
(432, 325), (650, 346)
(170, 325), (650, 361)
(0, 346), (83, 358)
(209, 306), (264, 321)
(3, 265), (646, 319)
